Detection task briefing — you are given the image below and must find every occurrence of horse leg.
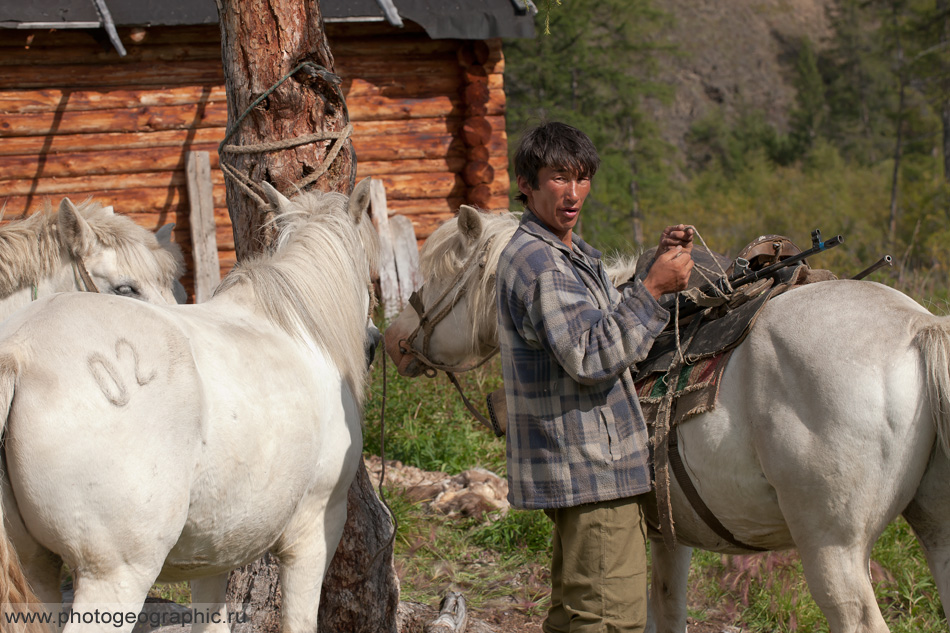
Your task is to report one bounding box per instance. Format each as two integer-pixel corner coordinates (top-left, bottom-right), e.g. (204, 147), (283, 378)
(2, 467), (64, 617)
(646, 540), (691, 633)
(190, 574), (230, 633)
(64, 568), (159, 633)
(274, 489), (351, 633)
(903, 446), (950, 621)
(787, 541), (888, 633)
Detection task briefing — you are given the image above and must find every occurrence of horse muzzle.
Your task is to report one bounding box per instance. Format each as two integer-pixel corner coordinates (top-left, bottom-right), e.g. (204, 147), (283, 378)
(383, 328), (426, 377)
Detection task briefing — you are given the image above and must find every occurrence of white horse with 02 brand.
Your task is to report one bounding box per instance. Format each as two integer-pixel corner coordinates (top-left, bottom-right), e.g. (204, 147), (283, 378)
(385, 204), (950, 633)
(0, 179), (379, 633)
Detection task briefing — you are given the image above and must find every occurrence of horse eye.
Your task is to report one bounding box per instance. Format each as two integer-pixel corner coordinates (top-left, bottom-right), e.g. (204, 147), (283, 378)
(113, 284), (139, 297)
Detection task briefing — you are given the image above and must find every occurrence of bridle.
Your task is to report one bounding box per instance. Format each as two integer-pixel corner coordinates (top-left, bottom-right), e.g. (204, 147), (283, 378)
(31, 254), (100, 301)
(397, 235), (499, 427)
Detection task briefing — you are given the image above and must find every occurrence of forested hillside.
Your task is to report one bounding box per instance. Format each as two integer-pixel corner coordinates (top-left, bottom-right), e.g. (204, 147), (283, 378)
(503, 0), (950, 307)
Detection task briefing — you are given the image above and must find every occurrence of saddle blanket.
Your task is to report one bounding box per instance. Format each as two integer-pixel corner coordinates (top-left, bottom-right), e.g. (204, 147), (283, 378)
(636, 350), (733, 426)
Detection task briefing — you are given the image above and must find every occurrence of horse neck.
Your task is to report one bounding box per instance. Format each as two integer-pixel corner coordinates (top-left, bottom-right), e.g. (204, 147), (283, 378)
(214, 233), (373, 406)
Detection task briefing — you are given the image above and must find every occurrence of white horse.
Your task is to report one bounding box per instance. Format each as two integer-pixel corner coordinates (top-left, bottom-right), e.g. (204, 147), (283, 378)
(384, 205), (950, 633)
(0, 179), (379, 633)
(0, 197), (185, 319)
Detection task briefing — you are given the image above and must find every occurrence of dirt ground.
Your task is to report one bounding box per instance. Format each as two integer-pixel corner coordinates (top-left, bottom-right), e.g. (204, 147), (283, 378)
(376, 456), (746, 633)
(470, 594), (744, 633)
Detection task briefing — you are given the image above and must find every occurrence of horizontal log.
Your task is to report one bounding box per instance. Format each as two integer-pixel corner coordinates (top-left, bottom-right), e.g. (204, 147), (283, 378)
(0, 62), (501, 100)
(0, 128), (227, 156)
(353, 134), (464, 161)
(0, 149), (508, 207)
(0, 144), (485, 182)
(0, 143), (220, 180)
(0, 86), (229, 114)
(0, 61), (225, 90)
(341, 73), (503, 99)
(0, 42), (223, 67)
(323, 36), (461, 59)
(0, 171), (189, 197)
(0, 85), (506, 124)
(0, 102), (228, 136)
(373, 172), (465, 200)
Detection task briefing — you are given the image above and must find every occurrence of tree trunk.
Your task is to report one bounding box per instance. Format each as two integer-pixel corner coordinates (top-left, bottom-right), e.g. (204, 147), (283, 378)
(215, 1), (399, 631)
(887, 0), (906, 251)
(216, 0), (355, 259)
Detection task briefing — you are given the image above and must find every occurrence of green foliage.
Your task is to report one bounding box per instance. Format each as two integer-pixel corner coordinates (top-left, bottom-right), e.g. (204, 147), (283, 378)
(363, 356), (505, 475)
(504, 0), (675, 250)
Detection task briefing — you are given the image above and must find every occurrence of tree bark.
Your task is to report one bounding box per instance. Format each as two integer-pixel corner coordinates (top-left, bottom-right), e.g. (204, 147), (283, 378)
(216, 0), (355, 258)
(215, 1), (399, 631)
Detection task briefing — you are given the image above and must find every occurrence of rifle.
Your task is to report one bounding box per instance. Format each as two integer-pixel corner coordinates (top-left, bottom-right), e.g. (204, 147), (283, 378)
(660, 229), (844, 316)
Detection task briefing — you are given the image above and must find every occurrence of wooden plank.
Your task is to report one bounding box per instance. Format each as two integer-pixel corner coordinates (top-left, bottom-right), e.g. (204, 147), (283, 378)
(0, 61), (224, 90)
(390, 214), (422, 307)
(0, 86), (229, 114)
(0, 102), (228, 136)
(0, 143), (220, 180)
(0, 42), (223, 66)
(0, 128), (227, 156)
(369, 179), (401, 319)
(185, 151), (221, 303)
(372, 172), (465, 200)
(0, 87), (503, 121)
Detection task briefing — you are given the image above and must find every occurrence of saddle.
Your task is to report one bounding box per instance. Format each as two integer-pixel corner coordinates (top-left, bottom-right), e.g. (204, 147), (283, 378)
(630, 234), (837, 552)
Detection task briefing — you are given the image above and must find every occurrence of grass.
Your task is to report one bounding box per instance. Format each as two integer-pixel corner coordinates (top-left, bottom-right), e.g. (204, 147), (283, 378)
(686, 519), (946, 632)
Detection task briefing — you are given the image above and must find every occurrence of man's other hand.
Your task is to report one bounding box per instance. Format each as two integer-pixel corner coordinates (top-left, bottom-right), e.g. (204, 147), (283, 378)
(643, 245), (694, 300)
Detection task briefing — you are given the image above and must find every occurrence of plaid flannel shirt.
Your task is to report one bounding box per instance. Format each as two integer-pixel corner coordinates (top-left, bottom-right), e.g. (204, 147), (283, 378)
(497, 210), (670, 509)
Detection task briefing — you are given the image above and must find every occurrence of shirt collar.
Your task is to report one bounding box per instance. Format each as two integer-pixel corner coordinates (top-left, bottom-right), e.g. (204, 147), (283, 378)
(519, 209), (603, 262)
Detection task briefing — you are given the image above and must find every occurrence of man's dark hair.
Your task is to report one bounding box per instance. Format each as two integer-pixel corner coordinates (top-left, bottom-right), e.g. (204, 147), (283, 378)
(514, 122), (600, 204)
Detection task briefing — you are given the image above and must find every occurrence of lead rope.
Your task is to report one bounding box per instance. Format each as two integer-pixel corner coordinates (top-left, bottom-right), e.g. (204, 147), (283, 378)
(345, 345), (398, 589)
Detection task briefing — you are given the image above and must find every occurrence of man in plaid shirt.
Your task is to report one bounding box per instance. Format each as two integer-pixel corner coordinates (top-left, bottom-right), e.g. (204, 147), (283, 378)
(497, 122), (694, 633)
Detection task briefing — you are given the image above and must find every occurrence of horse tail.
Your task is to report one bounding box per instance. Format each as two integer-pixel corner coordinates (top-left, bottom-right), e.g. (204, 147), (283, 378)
(0, 354), (47, 633)
(915, 319), (950, 457)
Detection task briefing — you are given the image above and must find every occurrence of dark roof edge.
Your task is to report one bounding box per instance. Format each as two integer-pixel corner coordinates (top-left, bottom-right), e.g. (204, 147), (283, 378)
(0, 1), (536, 40)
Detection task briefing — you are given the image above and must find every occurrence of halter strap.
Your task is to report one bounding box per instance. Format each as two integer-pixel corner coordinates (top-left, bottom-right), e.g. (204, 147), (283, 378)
(398, 235), (497, 376)
(73, 257), (101, 293)
(31, 254), (100, 302)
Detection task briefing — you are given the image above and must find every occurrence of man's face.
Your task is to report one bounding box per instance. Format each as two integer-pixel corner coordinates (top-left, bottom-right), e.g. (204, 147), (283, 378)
(518, 166), (591, 247)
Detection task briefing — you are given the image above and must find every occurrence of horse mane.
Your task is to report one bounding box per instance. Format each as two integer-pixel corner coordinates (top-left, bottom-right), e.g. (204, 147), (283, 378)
(419, 210), (520, 354)
(0, 199), (184, 296)
(215, 189), (380, 404)
(603, 252), (641, 286)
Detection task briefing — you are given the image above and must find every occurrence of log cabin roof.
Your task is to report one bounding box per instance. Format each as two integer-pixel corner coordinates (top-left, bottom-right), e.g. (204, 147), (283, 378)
(0, 0), (536, 40)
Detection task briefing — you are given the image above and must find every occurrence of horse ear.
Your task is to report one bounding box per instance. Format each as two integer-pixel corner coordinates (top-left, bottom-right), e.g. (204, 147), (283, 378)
(457, 205), (484, 243)
(348, 178), (373, 224)
(261, 182), (292, 214)
(101, 205), (115, 215)
(155, 223), (175, 246)
(57, 197), (96, 256)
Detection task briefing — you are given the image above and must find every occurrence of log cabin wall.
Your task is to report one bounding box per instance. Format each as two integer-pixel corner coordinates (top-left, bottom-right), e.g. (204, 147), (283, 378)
(0, 21), (511, 299)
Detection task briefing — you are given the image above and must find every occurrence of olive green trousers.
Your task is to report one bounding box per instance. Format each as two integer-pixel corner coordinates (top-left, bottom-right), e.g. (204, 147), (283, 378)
(543, 495), (649, 633)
